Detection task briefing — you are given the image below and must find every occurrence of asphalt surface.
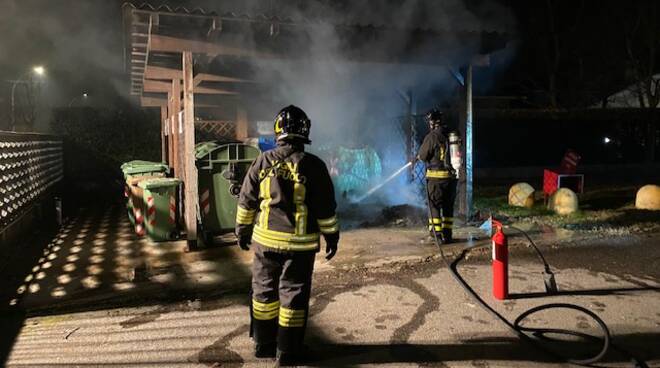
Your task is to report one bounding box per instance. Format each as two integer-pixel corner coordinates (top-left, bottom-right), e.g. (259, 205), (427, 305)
(3, 232), (659, 368)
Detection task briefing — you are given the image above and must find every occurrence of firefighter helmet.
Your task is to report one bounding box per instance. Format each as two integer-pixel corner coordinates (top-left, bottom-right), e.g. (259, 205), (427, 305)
(425, 108), (445, 130)
(274, 105), (311, 144)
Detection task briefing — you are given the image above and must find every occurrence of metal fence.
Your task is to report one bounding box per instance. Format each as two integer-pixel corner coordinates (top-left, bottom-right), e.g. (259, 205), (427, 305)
(0, 131), (63, 229)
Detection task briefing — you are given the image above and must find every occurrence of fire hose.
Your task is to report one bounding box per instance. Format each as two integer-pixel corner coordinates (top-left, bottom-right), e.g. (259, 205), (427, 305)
(424, 183), (648, 367)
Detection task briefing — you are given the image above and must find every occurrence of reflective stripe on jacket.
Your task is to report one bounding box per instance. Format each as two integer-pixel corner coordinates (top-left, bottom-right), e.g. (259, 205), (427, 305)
(418, 129), (456, 180)
(236, 143), (339, 252)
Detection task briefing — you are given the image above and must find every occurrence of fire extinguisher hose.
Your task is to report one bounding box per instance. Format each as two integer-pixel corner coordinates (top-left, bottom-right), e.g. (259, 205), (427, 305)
(423, 183), (647, 367)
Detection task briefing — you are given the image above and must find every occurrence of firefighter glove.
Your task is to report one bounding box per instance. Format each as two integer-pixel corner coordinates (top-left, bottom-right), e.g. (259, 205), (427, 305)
(324, 232), (339, 260)
(238, 234), (251, 251)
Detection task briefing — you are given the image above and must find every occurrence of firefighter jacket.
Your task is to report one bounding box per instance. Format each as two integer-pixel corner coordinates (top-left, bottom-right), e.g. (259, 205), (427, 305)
(236, 143), (339, 252)
(418, 129), (456, 180)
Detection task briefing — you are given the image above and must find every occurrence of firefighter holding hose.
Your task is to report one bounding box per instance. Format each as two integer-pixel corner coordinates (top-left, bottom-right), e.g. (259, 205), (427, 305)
(235, 105), (340, 366)
(415, 108), (459, 244)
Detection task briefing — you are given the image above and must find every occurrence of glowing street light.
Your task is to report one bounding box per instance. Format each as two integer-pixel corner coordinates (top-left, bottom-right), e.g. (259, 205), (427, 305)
(33, 65), (46, 76)
(603, 137), (611, 144)
(10, 65), (47, 131)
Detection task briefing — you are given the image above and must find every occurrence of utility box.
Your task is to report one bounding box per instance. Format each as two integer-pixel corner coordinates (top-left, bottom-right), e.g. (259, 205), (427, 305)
(195, 142), (260, 244)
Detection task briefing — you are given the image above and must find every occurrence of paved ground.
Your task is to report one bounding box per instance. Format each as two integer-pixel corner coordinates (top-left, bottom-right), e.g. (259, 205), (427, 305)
(1, 203), (659, 367)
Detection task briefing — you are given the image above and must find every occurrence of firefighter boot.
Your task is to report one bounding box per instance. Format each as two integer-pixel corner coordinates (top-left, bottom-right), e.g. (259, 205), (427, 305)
(426, 232), (445, 244)
(255, 342), (277, 358)
(441, 217), (453, 244)
(442, 228), (453, 244)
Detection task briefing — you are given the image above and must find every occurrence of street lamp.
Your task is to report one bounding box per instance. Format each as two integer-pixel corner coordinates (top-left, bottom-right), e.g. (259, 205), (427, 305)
(10, 65), (46, 131)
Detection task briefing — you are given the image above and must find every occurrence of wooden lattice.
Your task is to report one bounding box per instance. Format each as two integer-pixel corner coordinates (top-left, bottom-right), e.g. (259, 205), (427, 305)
(195, 120), (236, 141)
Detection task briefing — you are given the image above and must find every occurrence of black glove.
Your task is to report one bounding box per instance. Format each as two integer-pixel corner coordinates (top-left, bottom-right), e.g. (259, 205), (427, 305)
(323, 232), (339, 260)
(238, 234), (251, 251)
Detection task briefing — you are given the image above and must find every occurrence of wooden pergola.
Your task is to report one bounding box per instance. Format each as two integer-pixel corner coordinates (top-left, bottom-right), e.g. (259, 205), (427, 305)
(122, 2), (508, 247)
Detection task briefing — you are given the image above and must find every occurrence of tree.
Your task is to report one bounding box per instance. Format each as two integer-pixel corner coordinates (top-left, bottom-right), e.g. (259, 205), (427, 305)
(622, 2), (660, 108)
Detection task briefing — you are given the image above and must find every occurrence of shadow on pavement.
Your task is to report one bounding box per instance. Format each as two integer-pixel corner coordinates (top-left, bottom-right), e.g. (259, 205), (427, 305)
(0, 197), (252, 366)
(509, 286), (660, 299)
(305, 331), (660, 367)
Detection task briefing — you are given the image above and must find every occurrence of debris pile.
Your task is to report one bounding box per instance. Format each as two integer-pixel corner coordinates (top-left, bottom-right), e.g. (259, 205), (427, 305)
(360, 204), (427, 228)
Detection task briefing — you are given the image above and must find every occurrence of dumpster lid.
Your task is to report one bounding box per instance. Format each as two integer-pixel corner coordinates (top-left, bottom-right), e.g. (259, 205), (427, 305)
(138, 177), (181, 190)
(127, 174), (164, 185)
(195, 142), (220, 160)
(122, 161), (169, 175)
(121, 160), (166, 170)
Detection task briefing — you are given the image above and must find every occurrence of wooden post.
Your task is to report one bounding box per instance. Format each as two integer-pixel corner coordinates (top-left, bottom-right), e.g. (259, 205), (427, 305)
(171, 80), (181, 178)
(160, 105), (168, 164)
(182, 51), (198, 248)
(167, 92), (175, 169)
(236, 105), (248, 140)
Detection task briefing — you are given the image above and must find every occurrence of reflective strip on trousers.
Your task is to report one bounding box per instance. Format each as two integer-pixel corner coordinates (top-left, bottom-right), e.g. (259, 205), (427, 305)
(279, 307), (305, 327)
(253, 299), (280, 320)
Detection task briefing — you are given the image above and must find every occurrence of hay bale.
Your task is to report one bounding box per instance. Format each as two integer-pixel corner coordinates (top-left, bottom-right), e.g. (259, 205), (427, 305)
(548, 188), (578, 215)
(635, 184), (660, 210)
(508, 182), (535, 208)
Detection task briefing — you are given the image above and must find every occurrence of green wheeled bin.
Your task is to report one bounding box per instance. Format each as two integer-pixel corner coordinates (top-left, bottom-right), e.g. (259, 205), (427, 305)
(195, 142), (260, 244)
(121, 160), (169, 179)
(120, 161), (169, 227)
(137, 177), (182, 242)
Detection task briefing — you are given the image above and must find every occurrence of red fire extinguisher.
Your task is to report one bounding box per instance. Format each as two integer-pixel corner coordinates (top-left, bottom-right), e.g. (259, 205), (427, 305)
(492, 219), (508, 300)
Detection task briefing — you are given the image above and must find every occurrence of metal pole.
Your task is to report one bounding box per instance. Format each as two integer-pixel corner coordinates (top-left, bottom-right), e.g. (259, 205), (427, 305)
(465, 64), (473, 220)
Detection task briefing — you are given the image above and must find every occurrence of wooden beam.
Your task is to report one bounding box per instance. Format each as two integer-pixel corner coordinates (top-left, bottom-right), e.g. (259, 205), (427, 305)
(193, 73), (253, 87)
(145, 65), (182, 80)
(194, 86), (239, 95)
(143, 79), (173, 92)
(140, 96), (166, 107)
(150, 34), (277, 58)
(144, 79), (239, 95)
(182, 51), (198, 247)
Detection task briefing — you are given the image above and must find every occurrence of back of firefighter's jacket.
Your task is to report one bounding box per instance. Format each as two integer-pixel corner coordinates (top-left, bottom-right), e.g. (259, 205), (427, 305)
(236, 144), (339, 252)
(418, 130), (456, 180)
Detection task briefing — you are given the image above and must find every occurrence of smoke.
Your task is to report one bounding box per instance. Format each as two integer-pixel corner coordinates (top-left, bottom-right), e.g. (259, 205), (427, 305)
(0, 0), (127, 130)
(237, 0), (515, 206)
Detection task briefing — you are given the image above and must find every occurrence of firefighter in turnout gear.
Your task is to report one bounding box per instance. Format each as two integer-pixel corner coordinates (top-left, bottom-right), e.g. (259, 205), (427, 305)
(416, 108), (458, 244)
(235, 105), (340, 365)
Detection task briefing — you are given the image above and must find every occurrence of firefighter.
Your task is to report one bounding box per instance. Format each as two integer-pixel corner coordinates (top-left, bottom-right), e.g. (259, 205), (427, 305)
(235, 105), (340, 365)
(415, 108), (458, 244)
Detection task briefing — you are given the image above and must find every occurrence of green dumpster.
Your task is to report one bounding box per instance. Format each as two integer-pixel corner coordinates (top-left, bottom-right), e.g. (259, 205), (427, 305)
(126, 175), (162, 236)
(121, 161), (169, 226)
(195, 142), (260, 243)
(138, 178), (182, 242)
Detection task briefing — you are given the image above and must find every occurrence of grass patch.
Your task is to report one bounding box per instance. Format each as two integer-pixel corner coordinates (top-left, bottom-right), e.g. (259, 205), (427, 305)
(474, 185), (660, 233)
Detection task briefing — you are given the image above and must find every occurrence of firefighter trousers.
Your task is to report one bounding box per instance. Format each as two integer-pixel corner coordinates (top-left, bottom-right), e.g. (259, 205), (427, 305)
(427, 178), (458, 241)
(250, 244), (315, 354)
